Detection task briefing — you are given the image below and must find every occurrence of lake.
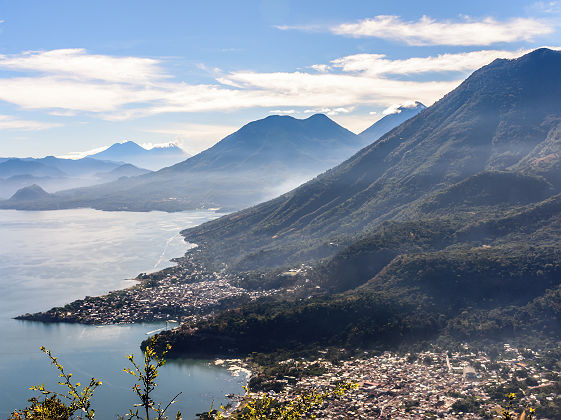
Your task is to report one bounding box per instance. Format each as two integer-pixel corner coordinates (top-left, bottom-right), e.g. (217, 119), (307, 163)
(0, 209), (246, 419)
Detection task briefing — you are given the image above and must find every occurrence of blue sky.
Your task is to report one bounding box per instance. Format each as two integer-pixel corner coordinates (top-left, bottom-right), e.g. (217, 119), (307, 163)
(0, 0), (560, 158)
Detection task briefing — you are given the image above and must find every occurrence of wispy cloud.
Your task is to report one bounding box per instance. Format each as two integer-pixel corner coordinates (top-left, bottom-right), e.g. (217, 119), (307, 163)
(0, 114), (61, 130)
(330, 15), (554, 46)
(139, 140), (182, 150)
(57, 145), (110, 160)
(309, 64), (331, 73)
(303, 107), (353, 116)
(0, 48), (545, 123)
(48, 110), (79, 117)
(214, 70), (459, 112)
(330, 49), (531, 76)
(0, 76), (157, 112)
(0, 49), (166, 83)
(529, 1), (561, 15)
(269, 109), (297, 115)
(144, 123), (238, 154)
(382, 100), (420, 115)
(274, 24), (323, 32)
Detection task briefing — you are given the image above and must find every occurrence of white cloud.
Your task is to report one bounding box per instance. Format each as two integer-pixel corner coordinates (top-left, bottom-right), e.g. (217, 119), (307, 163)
(48, 110), (79, 117)
(144, 123), (239, 154)
(382, 100), (419, 115)
(0, 49), (166, 83)
(274, 24), (323, 32)
(530, 1), (561, 15)
(0, 47), (548, 123)
(309, 64), (331, 73)
(382, 106), (400, 116)
(269, 109), (297, 115)
(57, 145), (110, 160)
(0, 114), (61, 130)
(140, 140), (183, 150)
(215, 70), (460, 111)
(330, 15), (554, 46)
(0, 76), (158, 112)
(302, 107), (353, 116)
(330, 49), (531, 76)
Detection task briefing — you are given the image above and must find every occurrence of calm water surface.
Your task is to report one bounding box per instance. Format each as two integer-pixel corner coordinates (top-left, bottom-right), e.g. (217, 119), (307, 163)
(0, 209), (245, 419)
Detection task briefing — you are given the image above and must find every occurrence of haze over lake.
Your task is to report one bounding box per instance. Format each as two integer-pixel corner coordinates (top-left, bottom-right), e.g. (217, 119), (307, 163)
(0, 208), (245, 418)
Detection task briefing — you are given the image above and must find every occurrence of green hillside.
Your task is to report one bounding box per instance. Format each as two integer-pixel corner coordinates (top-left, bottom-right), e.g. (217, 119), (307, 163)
(157, 49), (561, 356)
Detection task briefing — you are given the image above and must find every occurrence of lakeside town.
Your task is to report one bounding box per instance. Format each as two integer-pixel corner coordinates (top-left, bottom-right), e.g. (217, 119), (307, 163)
(16, 249), (281, 324)
(227, 344), (561, 419)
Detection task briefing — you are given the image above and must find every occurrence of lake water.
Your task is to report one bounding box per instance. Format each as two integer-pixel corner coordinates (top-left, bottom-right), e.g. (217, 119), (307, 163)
(0, 209), (246, 419)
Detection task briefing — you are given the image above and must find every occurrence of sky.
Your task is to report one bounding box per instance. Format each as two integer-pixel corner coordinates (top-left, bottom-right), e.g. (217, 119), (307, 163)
(0, 0), (560, 158)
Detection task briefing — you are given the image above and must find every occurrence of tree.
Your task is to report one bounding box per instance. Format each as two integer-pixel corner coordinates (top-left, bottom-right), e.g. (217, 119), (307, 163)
(9, 346), (102, 419)
(201, 381), (358, 419)
(123, 336), (181, 420)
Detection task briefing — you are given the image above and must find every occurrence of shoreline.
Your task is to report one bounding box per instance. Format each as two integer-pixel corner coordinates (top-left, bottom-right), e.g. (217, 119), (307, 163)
(207, 358), (253, 416)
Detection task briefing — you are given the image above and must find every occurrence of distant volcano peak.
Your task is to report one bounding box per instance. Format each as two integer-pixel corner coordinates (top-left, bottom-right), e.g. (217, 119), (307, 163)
(87, 140), (190, 171)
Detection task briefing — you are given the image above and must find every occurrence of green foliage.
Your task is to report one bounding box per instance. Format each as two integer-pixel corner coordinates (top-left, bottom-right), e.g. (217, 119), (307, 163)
(246, 359), (328, 393)
(11, 339), (181, 420)
(500, 393), (535, 420)
(403, 399), (420, 413)
(122, 335), (181, 420)
(202, 381), (358, 419)
(451, 396), (481, 414)
(9, 346), (102, 419)
(10, 395), (75, 420)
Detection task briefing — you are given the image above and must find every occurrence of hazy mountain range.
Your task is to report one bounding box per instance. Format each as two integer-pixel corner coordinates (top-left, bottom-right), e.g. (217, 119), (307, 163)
(0, 142), (195, 200)
(0, 156), (151, 200)
(1, 108), (423, 211)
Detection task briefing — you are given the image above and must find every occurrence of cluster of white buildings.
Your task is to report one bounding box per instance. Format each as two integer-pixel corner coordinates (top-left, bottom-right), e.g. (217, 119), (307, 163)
(22, 256), (279, 324)
(247, 345), (558, 419)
